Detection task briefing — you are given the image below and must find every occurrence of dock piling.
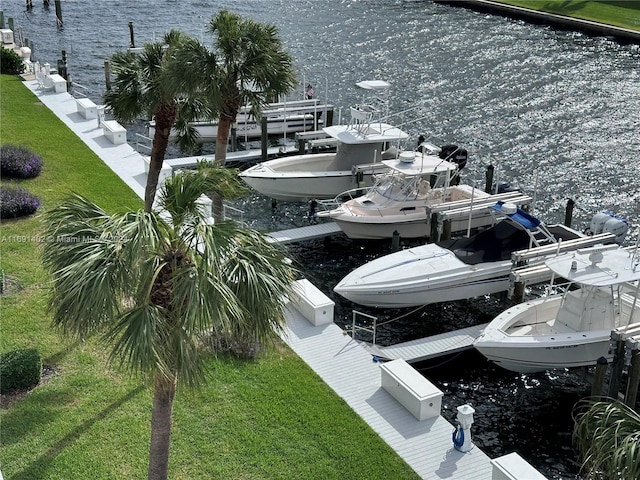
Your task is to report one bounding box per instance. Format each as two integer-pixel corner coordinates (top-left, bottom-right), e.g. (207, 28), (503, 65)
(54, 0), (62, 28)
(104, 60), (111, 91)
(485, 164), (494, 193)
(564, 198), (575, 227)
(128, 21), (135, 48)
(590, 356), (608, 399)
(624, 345), (639, 408)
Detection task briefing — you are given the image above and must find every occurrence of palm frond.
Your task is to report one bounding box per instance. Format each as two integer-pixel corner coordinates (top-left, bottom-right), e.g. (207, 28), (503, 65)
(573, 397), (640, 479)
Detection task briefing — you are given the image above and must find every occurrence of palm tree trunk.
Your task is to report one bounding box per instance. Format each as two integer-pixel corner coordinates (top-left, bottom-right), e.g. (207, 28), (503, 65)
(213, 116), (233, 222)
(147, 376), (177, 480)
(147, 103), (177, 212)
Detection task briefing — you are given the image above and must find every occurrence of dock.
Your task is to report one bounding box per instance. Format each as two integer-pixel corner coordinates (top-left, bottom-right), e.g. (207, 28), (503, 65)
(360, 324), (488, 364)
(281, 307), (496, 479)
(266, 221), (343, 244)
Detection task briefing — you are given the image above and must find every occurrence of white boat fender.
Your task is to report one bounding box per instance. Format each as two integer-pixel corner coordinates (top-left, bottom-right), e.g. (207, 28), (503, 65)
(452, 404), (475, 452)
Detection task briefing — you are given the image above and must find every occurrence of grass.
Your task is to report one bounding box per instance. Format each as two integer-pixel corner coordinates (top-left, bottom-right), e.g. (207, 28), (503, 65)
(0, 74), (420, 479)
(492, 0), (640, 30)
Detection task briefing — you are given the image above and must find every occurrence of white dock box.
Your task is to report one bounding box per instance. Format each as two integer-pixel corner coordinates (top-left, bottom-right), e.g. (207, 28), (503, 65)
(290, 279), (334, 326)
(102, 120), (127, 145)
(380, 358), (443, 421)
(491, 452), (548, 480)
(75, 98), (97, 119)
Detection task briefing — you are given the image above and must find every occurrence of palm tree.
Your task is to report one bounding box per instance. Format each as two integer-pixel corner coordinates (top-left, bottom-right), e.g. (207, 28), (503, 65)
(205, 10), (296, 167)
(172, 10), (296, 220)
(104, 31), (211, 212)
(572, 396), (640, 479)
(41, 165), (297, 480)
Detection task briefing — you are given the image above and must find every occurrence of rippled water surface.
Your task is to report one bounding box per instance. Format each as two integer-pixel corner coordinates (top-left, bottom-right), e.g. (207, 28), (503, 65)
(4, 1), (640, 478)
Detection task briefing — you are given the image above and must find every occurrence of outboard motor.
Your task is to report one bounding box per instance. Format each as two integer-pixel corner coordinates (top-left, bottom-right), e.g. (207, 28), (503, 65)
(603, 215), (629, 244)
(589, 211), (612, 235)
(439, 144), (468, 170)
(589, 211), (629, 244)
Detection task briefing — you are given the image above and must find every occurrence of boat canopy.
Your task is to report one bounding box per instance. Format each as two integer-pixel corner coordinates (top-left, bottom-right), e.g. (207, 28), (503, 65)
(437, 220), (534, 265)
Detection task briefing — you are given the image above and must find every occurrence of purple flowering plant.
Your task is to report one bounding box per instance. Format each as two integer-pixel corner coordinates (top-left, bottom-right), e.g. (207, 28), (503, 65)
(1, 144), (43, 179)
(0, 185), (41, 218)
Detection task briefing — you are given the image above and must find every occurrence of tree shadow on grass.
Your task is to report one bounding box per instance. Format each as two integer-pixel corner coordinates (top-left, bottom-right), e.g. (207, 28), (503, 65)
(7, 385), (145, 480)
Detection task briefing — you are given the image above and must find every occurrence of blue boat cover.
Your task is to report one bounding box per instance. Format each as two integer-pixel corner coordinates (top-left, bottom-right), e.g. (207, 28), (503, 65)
(489, 201), (541, 230)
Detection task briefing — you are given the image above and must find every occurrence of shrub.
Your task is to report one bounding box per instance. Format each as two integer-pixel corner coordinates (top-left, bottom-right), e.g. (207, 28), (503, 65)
(0, 46), (26, 75)
(0, 348), (42, 394)
(1, 144), (43, 179)
(0, 185), (41, 219)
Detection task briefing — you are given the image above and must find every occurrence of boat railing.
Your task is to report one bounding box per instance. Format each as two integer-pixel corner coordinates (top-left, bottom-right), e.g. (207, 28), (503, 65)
(350, 310), (379, 346)
(316, 187), (372, 213)
(223, 204), (245, 226)
(135, 133), (153, 155)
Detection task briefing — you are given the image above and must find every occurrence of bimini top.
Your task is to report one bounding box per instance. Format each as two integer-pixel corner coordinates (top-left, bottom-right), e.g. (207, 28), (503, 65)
(545, 246), (640, 287)
(490, 201), (541, 230)
(355, 80), (391, 91)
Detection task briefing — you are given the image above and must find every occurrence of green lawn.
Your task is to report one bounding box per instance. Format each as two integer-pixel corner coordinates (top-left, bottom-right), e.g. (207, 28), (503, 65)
(493, 0), (640, 30)
(0, 75), (420, 479)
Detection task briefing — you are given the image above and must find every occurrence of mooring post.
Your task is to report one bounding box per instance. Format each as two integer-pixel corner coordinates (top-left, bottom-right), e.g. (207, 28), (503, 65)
(54, 0), (63, 28)
(230, 125), (236, 152)
(591, 356), (609, 399)
(484, 164), (494, 193)
(326, 109), (333, 127)
(44, 0), (50, 6)
(441, 219), (452, 240)
(391, 230), (400, 251)
(429, 213), (439, 243)
(624, 344), (639, 408)
(512, 281), (525, 305)
(26, 0), (34, 10)
(261, 116), (268, 162)
(128, 21), (135, 48)
(0, 12), (4, 29)
(564, 198), (575, 227)
(8, 17), (14, 32)
(607, 332), (626, 399)
(104, 59), (111, 91)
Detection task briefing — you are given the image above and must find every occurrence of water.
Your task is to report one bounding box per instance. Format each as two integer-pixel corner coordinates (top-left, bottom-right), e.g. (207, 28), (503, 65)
(4, 1), (640, 478)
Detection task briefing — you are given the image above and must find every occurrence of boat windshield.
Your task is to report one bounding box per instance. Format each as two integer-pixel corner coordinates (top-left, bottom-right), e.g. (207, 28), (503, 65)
(373, 175), (419, 201)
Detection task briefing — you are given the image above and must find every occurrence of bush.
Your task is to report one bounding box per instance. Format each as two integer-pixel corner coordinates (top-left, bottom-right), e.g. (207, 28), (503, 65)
(0, 46), (26, 75)
(0, 185), (41, 219)
(1, 144), (43, 179)
(0, 348), (42, 394)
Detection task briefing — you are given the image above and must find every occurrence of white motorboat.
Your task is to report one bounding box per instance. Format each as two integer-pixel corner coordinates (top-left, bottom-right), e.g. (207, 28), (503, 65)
(316, 143), (501, 239)
(473, 245), (640, 373)
(239, 80), (413, 202)
(333, 204), (627, 308)
(148, 98), (331, 143)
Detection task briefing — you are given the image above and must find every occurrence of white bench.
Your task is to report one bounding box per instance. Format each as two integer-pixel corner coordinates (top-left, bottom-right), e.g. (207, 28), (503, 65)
(102, 120), (127, 145)
(75, 98), (97, 119)
(290, 279), (334, 326)
(380, 358), (443, 421)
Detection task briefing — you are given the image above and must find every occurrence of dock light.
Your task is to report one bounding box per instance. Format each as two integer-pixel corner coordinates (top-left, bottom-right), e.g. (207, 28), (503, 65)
(452, 404), (475, 452)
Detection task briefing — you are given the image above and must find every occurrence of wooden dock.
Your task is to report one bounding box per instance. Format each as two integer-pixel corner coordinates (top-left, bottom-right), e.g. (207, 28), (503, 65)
(360, 324), (488, 363)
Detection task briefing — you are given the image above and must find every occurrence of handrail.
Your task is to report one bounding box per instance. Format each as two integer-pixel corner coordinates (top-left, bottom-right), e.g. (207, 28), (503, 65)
(350, 310), (379, 346)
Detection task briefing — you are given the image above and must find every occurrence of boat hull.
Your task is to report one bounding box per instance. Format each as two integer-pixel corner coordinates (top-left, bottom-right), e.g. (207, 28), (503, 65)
(239, 154), (388, 201)
(474, 291), (625, 373)
(333, 243), (512, 307)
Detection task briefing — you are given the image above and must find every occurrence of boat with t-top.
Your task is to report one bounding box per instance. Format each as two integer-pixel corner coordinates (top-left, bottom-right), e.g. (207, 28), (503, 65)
(473, 244), (640, 373)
